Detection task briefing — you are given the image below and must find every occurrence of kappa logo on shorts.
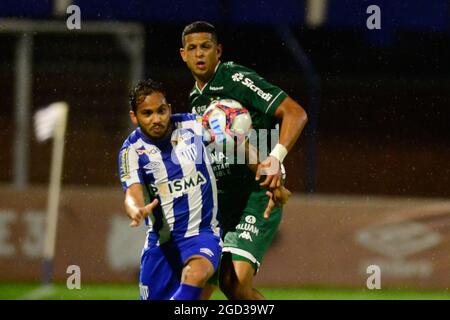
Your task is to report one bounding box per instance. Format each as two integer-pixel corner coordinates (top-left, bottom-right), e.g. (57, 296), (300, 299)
(200, 248), (214, 257)
(238, 231), (253, 242)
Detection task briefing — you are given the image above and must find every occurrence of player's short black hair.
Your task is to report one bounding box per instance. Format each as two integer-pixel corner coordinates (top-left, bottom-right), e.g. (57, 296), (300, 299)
(129, 79), (166, 113)
(181, 21), (218, 47)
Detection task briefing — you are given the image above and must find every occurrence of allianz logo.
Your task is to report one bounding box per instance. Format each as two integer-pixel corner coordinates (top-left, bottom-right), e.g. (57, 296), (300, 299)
(231, 73), (273, 102)
(150, 172), (207, 198)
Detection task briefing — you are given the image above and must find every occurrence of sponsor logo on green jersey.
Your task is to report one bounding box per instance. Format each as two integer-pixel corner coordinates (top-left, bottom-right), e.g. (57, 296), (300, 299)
(231, 72), (273, 102)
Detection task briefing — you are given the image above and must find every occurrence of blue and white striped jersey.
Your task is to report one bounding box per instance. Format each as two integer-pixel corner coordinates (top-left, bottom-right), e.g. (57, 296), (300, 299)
(118, 113), (220, 246)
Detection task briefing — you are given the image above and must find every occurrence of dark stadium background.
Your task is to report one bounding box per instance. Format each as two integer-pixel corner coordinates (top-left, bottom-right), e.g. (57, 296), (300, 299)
(1, 0), (449, 197)
(0, 0), (449, 299)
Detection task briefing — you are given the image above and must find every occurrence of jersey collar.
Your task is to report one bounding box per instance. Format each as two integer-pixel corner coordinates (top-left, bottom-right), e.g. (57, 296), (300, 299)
(136, 125), (173, 147)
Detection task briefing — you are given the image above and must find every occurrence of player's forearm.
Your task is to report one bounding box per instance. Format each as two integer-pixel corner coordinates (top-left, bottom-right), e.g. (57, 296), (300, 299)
(124, 198), (139, 218)
(124, 185), (145, 219)
(275, 97), (308, 152)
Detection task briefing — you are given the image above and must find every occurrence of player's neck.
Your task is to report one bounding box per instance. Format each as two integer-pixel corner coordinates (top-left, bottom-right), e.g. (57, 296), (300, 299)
(194, 61), (220, 90)
(194, 76), (211, 91)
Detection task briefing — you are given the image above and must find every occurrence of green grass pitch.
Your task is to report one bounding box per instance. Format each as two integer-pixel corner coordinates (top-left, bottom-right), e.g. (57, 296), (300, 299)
(0, 282), (449, 300)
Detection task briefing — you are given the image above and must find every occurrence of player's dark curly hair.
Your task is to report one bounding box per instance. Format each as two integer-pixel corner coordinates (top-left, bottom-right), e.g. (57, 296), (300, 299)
(129, 79), (166, 113)
(181, 21), (218, 47)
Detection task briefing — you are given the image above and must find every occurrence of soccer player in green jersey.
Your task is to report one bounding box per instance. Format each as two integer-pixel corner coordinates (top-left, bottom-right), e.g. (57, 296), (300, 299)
(180, 21), (308, 300)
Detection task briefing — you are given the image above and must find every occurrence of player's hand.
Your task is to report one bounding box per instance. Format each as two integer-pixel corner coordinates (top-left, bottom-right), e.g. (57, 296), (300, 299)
(129, 199), (159, 227)
(255, 155), (282, 189)
(263, 186), (292, 219)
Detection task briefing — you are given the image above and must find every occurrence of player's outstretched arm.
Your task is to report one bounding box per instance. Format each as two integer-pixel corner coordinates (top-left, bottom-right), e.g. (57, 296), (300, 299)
(124, 184), (159, 227)
(256, 96), (308, 189)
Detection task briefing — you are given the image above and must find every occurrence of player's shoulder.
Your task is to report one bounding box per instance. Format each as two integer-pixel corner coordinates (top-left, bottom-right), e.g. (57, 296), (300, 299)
(171, 113), (198, 123)
(171, 113), (203, 134)
(220, 61), (257, 76)
(120, 129), (141, 151)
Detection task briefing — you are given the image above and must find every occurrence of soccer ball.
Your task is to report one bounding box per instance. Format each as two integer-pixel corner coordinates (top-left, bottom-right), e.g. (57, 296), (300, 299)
(202, 99), (252, 148)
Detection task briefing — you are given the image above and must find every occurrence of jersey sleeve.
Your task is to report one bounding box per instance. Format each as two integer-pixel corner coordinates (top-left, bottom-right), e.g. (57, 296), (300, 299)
(224, 63), (288, 116)
(118, 146), (143, 192)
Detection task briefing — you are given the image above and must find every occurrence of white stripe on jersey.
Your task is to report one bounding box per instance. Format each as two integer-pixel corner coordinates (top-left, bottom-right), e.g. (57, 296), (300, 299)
(124, 147), (141, 187)
(264, 91), (284, 114)
(173, 140), (203, 238)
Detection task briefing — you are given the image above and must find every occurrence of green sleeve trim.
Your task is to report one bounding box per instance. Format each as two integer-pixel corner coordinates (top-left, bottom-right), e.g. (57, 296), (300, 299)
(264, 90), (288, 115)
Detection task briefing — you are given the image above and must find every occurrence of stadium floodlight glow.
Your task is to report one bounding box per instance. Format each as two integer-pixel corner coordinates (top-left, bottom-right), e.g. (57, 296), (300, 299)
(34, 102), (69, 284)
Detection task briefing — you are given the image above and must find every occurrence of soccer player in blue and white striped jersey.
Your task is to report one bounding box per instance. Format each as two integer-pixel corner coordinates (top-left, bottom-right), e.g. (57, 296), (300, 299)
(118, 79), (222, 300)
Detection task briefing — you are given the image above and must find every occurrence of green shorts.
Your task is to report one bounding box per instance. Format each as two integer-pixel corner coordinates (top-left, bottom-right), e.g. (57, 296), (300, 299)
(217, 180), (282, 266)
(221, 187), (282, 272)
(207, 186), (282, 285)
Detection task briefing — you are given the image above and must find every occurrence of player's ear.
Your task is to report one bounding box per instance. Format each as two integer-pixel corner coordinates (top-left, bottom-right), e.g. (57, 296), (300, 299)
(180, 47), (187, 62)
(216, 44), (222, 59)
(129, 111), (138, 126)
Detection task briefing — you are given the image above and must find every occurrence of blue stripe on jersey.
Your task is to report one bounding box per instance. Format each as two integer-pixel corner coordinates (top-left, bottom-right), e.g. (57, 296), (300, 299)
(147, 203), (164, 247)
(195, 153), (214, 232)
(171, 113), (197, 123)
(136, 151), (164, 247)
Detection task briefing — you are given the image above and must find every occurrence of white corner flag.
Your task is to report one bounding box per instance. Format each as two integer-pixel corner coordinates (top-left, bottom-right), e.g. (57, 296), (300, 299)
(34, 102), (69, 142)
(34, 102), (69, 284)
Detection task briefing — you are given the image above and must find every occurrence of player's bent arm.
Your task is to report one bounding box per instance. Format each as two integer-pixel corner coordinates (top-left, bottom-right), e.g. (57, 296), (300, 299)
(124, 184), (158, 227)
(257, 97), (307, 188)
(273, 96), (308, 154)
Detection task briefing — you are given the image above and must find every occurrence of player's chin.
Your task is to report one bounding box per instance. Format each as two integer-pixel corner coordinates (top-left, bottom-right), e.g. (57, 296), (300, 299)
(146, 128), (166, 139)
(193, 67), (209, 76)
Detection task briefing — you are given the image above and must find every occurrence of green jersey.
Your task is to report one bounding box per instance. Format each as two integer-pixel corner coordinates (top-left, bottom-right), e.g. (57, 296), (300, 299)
(189, 61), (288, 193)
